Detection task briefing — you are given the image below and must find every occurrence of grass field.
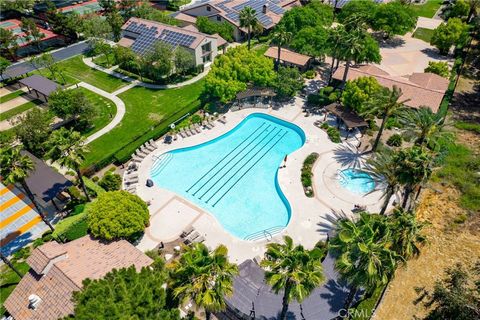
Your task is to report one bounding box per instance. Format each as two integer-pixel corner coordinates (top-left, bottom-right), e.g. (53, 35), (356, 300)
(409, 0), (443, 18)
(82, 79), (205, 168)
(0, 100), (42, 122)
(0, 261), (29, 315)
(34, 56), (128, 93)
(0, 90), (26, 103)
(413, 27), (435, 43)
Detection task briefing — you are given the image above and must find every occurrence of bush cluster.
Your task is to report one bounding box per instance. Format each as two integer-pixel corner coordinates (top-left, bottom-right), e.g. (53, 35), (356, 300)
(387, 134), (403, 147)
(301, 153), (319, 197)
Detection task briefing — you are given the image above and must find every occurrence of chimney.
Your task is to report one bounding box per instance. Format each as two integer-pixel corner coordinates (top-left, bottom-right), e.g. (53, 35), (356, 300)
(28, 294), (42, 310)
(263, 4), (268, 14)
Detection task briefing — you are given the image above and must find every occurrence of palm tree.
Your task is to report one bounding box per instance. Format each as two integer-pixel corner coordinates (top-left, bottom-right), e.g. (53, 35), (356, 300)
(0, 146), (55, 231)
(168, 243), (238, 320)
(363, 85), (409, 152)
(466, 0), (480, 22)
(239, 6), (258, 50)
(400, 106), (449, 148)
(271, 26), (292, 71)
(388, 208), (428, 260)
(45, 128), (91, 202)
(329, 213), (399, 309)
(261, 236), (326, 320)
(364, 149), (401, 215)
(340, 30), (365, 83)
(326, 25), (347, 83)
(0, 252), (23, 278)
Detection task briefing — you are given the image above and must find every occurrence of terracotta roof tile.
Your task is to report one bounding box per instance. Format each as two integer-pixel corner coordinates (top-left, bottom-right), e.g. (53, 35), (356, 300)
(264, 47), (311, 67)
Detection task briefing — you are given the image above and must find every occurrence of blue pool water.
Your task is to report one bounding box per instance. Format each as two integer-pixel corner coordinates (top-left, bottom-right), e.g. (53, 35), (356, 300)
(150, 113), (305, 240)
(338, 169), (375, 194)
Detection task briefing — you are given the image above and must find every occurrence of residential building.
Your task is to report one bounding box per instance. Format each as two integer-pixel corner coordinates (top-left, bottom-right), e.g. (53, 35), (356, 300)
(118, 17), (219, 66)
(178, 0), (300, 41)
(4, 236), (153, 320)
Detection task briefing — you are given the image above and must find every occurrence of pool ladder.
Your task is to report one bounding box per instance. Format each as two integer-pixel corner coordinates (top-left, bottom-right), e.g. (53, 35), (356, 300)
(244, 225), (285, 241)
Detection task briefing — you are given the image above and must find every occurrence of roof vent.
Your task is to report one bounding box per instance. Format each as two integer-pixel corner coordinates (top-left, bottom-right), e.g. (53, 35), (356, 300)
(28, 294), (42, 310)
(263, 4), (268, 14)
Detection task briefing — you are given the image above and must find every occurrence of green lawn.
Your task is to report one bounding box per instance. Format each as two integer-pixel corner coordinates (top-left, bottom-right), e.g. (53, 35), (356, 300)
(0, 90), (26, 103)
(0, 100), (42, 122)
(92, 53), (116, 68)
(0, 261), (30, 315)
(33, 56), (128, 93)
(413, 27), (435, 43)
(409, 0), (443, 18)
(82, 80), (205, 168)
(72, 87), (117, 137)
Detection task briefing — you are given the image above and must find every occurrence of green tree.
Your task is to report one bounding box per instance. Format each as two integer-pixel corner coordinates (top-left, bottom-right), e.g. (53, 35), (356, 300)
(81, 15), (112, 41)
(205, 46), (276, 102)
(0, 252), (23, 278)
(196, 16), (234, 42)
(133, 3), (178, 25)
(239, 6), (258, 50)
(13, 108), (52, 156)
(32, 53), (66, 83)
(424, 61), (450, 78)
(363, 85), (408, 152)
(174, 47), (195, 75)
(419, 262), (480, 320)
(290, 25), (328, 59)
(261, 236), (325, 320)
(0, 56), (11, 80)
(329, 213), (399, 309)
(388, 208), (427, 260)
(45, 1), (81, 43)
(466, 0), (480, 21)
(45, 128), (91, 201)
(371, 1), (417, 38)
(168, 243), (238, 320)
(98, 0), (116, 14)
(401, 106), (449, 147)
(326, 25), (347, 82)
(449, 0), (470, 19)
(276, 0), (333, 35)
(0, 146), (55, 231)
(144, 42), (174, 81)
(0, 0), (35, 14)
(86, 191), (149, 240)
(271, 26), (292, 70)
(98, 172), (122, 191)
(113, 45), (136, 69)
(70, 265), (180, 320)
(119, 0), (137, 19)
(106, 11), (124, 42)
(21, 18), (45, 52)
(430, 18), (469, 55)
(92, 40), (113, 67)
(337, 0), (377, 26)
(274, 66), (304, 99)
(341, 76), (383, 114)
(364, 149), (402, 215)
(0, 27), (19, 60)
(48, 89), (96, 127)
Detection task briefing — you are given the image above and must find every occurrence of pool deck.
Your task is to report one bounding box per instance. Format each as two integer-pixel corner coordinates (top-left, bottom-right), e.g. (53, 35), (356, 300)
(131, 97), (385, 263)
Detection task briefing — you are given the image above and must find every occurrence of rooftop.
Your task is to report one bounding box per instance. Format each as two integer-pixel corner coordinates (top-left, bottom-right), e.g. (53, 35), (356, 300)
(4, 236), (153, 320)
(0, 19), (58, 48)
(332, 65), (450, 113)
(264, 46), (312, 67)
(18, 75), (60, 98)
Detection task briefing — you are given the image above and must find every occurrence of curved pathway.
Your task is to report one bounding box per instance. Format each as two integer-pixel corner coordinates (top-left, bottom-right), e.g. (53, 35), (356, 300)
(82, 57), (209, 90)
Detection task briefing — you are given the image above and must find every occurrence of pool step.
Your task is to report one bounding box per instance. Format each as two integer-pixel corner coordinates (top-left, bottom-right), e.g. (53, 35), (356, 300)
(244, 225), (285, 241)
(150, 153), (173, 176)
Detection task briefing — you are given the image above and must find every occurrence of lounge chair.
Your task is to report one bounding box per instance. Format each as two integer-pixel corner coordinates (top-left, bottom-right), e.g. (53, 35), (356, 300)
(131, 155), (143, 163)
(193, 235), (205, 243)
(179, 130), (186, 138)
(183, 231), (200, 244)
(148, 139), (157, 147)
(180, 226), (195, 238)
(194, 123), (201, 133)
(125, 177), (139, 184)
(136, 150), (147, 158)
(140, 146), (150, 154)
(208, 120), (216, 127)
(188, 126), (196, 135)
(184, 128), (191, 137)
(145, 143), (156, 151)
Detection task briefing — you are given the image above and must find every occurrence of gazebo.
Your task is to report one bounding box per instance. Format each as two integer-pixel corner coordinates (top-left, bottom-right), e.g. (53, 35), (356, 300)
(324, 103), (368, 138)
(234, 88), (276, 110)
(18, 75), (60, 102)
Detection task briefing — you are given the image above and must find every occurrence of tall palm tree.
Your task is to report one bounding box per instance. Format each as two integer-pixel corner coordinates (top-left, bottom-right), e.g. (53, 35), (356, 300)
(388, 208), (428, 260)
(327, 25), (347, 83)
(340, 30), (365, 83)
(271, 26), (292, 71)
(261, 236), (325, 320)
(400, 106), (449, 148)
(45, 128), (91, 202)
(168, 243), (238, 320)
(0, 146), (55, 231)
(363, 85), (409, 152)
(0, 252), (23, 278)
(329, 213), (399, 309)
(364, 149), (401, 215)
(466, 0), (480, 21)
(239, 6), (258, 50)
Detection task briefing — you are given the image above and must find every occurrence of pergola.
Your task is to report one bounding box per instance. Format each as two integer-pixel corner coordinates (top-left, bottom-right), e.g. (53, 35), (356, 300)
(324, 103), (368, 137)
(235, 88), (276, 109)
(2, 65), (31, 80)
(19, 75), (60, 102)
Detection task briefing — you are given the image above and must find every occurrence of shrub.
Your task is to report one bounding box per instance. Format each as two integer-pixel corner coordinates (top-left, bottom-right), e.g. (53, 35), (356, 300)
(67, 185), (83, 200)
(424, 61), (450, 78)
(53, 204), (89, 242)
(386, 134), (403, 147)
(83, 177), (106, 197)
(190, 114), (202, 124)
(32, 238), (45, 248)
(301, 153), (319, 197)
(326, 126), (341, 143)
(87, 191), (150, 241)
(98, 172), (122, 191)
(304, 70), (316, 79)
(92, 176), (100, 183)
(320, 122), (329, 129)
(12, 247), (31, 262)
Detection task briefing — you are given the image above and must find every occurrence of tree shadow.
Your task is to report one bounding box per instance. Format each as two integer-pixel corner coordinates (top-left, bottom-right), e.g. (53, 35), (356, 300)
(333, 144), (368, 169)
(451, 82), (480, 123)
(420, 48), (449, 60)
(316, 209), (351, 236)
(376, 35), (406, 49)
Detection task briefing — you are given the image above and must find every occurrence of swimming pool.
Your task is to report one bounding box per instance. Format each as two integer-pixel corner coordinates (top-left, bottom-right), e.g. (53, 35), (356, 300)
(150, 113), (305, 240)
(338, 168), (375, 194)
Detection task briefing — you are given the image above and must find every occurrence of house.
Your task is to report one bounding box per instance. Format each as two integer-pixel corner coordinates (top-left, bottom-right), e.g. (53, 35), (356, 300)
(332, 65), (450, 113)
(118, 17), (219, 66)
(4, 236), (153, 320)
(264, 46), (312, 71)
(178, 0), (300, 41)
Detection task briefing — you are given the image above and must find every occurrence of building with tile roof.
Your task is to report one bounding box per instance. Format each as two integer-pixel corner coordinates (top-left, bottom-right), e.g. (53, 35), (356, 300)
(332, 65), (450, 113)
(4, 236), (153, 320)
(119, 17), (219, 66)
(264, 46), (312, 71)
(179, 0), (300, 41)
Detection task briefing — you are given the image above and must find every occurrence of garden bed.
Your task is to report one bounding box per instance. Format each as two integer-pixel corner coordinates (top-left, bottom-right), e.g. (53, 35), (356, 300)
(301, 153), (319, 197)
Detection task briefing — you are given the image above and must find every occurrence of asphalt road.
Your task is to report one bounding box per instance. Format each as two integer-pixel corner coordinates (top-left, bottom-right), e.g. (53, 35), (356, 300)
(2, 41), (89, 80)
